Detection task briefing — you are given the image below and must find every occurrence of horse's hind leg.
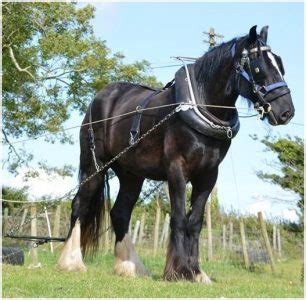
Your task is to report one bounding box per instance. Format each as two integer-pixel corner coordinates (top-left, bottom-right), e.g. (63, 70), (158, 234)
(110, 172), (149, 277)
(57, 168), (105, 272)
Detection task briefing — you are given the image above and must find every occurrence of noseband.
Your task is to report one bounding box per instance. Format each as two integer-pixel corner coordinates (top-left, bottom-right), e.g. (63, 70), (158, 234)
(231, 40), (290, 124)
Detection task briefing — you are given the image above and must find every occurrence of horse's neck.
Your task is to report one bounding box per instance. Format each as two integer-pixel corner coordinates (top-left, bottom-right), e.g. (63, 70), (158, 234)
(195, 60), (239, 121)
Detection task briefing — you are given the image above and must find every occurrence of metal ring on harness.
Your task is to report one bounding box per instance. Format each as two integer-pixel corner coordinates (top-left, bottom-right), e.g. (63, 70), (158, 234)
(136, 106), (143, 113)
(226, 128), (233, 139)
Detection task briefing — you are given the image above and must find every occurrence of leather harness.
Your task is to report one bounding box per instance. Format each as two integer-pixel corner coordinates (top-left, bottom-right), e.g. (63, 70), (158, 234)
(129, 80), (175, 145)
(127, 40), (290, 142)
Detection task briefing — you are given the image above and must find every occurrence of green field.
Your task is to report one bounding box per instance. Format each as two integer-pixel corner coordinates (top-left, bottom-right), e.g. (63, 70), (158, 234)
(2, 248), (304, 298)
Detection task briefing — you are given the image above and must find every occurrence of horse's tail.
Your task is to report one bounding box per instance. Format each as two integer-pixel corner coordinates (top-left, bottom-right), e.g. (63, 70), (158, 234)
(78, 169), (110, 256)
(76, 122), (110, 255)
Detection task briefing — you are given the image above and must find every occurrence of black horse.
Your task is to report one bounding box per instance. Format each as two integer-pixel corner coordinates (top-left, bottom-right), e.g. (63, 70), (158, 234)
(58, 26), (294, 283)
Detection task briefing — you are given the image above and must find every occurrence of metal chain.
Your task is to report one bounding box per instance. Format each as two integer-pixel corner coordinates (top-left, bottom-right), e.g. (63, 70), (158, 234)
(6, 107), (179, 237)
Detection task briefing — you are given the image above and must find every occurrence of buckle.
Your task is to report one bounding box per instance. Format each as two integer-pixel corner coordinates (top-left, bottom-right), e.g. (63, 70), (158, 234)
(129, 131), (138, 146)
(263, 103), (271, 113)
(259, 85), (268, 94)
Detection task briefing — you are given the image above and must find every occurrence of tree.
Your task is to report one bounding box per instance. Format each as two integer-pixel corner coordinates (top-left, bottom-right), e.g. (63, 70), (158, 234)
(2, 2), (161, 174)
(257, 136), (304, 221)
(2, 186), (29, 210)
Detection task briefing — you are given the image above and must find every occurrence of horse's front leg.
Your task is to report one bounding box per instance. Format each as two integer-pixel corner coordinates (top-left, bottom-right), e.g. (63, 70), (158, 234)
(164, 161), (217, 284)
(164, 160), (189, 280)
(185, 169), (218, 284)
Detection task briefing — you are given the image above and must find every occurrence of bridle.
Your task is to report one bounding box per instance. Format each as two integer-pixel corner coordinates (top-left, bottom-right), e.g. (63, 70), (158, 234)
(231, 39), (291, 124)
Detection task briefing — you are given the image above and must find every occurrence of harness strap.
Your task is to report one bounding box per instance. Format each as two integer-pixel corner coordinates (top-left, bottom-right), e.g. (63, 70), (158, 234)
(88, 101), (101, 171)
(129, 90), (162, 145)
(129, 80), (175, 145)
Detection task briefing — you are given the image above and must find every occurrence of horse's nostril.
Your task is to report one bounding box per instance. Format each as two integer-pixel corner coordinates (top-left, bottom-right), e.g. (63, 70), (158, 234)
(280, 110), (290, 121)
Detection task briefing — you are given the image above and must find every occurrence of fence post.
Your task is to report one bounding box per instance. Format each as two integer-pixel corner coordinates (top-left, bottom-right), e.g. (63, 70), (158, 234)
(3, 207), (9, 236)
(128, 220), (132, 236)
(159, 213), (170, 248)
(132, 220), (140, 244)
(153, 196), (161, 256)
(138, 212), (146, 245)
(229, 222), (233, 251)
(29, 204), (40, 268)
(277, 228), (282, 258)
(44, 206), (54, 253)
(258, 211), (276, 272)
(18, 208), (28, 234)
(206, 200), (213, 261)
(163, 183), (170, 201)
(222, 224), (226, 249)
(53, 204), (61, 237)
(163, 213), (170, 248)
(239, 220), (250, 269)
(272, 225), (277, 252)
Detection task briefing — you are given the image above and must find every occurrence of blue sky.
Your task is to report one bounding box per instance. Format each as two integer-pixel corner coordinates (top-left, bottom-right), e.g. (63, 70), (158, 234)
(3, 2), (304, 221)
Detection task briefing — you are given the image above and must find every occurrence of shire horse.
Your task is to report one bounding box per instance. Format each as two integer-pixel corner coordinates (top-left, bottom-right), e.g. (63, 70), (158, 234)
(58, 26), (294, 283)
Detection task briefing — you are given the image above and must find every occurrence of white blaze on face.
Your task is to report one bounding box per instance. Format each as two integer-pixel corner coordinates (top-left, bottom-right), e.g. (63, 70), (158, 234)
(267, 52), (283, 79)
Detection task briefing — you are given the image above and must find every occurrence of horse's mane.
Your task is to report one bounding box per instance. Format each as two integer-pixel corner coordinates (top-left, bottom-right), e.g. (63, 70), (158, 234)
(195, 37), (245, 84)
(194, 35), (253, 108)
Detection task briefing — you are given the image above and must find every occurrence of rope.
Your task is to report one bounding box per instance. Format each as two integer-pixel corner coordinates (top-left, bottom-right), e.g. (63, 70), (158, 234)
(5, 108), (179, 237)
(5, 102), (253, 145)
(1, 198), (66, 204)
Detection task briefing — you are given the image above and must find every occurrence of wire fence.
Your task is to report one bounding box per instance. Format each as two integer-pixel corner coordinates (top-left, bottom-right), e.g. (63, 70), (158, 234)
(2, 201), (303, 269)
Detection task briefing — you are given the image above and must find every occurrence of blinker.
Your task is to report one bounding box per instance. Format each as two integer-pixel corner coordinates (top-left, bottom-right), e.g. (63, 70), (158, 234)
(249, 59), (268, 82)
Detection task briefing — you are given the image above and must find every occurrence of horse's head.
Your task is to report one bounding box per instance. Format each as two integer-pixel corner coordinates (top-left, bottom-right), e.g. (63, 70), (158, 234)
(235, 25), (295, 125)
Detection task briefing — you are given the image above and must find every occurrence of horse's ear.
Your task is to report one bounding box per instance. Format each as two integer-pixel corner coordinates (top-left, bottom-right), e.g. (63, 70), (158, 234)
(260, 26), (269, 43)
(248, 25), (257, 44)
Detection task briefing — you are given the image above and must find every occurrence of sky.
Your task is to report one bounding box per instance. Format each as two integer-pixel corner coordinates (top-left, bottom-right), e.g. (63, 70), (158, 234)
(3, 2), (304, 222)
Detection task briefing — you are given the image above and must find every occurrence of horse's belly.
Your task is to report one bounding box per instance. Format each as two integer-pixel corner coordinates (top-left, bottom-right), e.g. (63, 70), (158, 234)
(122, 142), (167, 180)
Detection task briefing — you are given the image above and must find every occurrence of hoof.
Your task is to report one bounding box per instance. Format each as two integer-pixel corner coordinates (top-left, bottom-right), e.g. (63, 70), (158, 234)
(114, 260), (136, 277)
(194, 271), (212, 284)
(114, 234), (150, 277)
(57, 253), (87, 272)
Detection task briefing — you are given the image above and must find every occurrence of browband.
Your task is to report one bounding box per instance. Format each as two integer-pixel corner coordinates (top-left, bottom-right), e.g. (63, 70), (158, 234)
(249, 46), (271, 54)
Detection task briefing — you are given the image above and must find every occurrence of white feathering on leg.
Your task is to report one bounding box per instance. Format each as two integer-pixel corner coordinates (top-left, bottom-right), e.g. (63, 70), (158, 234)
(57, 219), (87, 272)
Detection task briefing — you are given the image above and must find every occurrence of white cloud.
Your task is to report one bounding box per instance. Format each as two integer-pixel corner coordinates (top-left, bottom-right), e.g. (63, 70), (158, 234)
(281, 209), (298, 222)
(3, 167), (76, 201)
(248, 194), (272, 217)
(248, 200), (272, 217)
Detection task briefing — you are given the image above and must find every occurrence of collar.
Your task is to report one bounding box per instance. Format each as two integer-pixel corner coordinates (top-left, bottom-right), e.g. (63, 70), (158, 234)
(174, 60), (240, 140)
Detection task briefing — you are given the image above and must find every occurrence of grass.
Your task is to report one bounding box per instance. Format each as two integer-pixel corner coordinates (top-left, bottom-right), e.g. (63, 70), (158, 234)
(2, 248), (304, 298)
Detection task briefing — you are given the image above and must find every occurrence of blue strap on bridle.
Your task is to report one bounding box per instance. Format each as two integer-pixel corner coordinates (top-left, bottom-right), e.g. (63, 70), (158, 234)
(261, 81), (287, 93)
